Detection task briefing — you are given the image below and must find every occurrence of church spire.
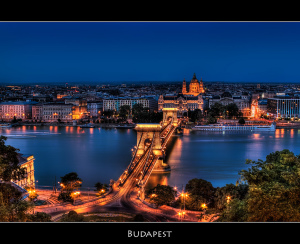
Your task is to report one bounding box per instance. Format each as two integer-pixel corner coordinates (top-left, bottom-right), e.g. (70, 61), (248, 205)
(182, 78), (187, 94)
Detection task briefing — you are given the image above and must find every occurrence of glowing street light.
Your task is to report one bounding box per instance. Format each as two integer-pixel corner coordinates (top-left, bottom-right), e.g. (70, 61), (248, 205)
(227, 196), (231, 204)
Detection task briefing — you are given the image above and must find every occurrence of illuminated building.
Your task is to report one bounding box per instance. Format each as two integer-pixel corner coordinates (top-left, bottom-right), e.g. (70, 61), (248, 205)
(14, 154), (35, 189)
(42, 103), (73, 122)
(209, 91), (251, 117)
(158, 73), (205, 116)
(32, 103), (43, 121)
(65, 98), (88, 119)
(158, 94), (204, 116)
(182, 73), (205, 96)
(267, 97), (300, 118)
(87, 101), (103, 118)
(0, 101), (35, 121)
(103, 97), (157, 112)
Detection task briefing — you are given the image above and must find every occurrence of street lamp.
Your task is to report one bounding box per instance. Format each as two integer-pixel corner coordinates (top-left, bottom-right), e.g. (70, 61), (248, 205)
(72, 191), (80, 205)
(181, 192), (188, 211)
(201, 203), (208, 215)
(227, 196), (231, 204)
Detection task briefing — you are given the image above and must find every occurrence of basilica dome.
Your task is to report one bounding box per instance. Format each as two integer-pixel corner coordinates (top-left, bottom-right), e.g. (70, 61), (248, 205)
(190, 73), (199, 83)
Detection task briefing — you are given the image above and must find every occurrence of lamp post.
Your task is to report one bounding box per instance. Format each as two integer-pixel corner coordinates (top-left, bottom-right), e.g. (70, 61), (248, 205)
(180, 187), (188, 220)
(227, 196), (231, 204)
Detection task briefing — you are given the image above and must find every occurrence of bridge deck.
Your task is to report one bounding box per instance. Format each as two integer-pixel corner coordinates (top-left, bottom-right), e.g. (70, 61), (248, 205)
(117, 119), (181, 193)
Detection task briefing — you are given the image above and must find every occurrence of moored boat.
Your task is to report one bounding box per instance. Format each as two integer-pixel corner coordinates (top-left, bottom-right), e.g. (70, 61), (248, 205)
(0, 123), (12, 128)
(80, 123), (95, 128)
(192, 122), (276, 131)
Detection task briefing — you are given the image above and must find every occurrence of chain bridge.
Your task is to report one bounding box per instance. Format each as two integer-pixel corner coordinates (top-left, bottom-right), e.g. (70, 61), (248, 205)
(115, 108), (181, 200)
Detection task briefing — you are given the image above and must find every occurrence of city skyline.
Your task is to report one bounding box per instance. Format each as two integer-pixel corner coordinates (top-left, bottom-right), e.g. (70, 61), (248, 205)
(1, 21), (300, 84)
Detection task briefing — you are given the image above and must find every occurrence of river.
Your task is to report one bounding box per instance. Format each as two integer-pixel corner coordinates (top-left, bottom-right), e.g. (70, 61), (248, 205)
(1, 125), (299, 190)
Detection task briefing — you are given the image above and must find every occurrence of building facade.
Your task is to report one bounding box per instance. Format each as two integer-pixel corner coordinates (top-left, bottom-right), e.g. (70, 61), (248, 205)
(87, 101), (103, 118)
(182, 73), (205, 96)
(42, 103), (73, 122)
(103, 97), (157, 112)
(158, 94), (204, 116)
(267, 97), (300, 118)
(32, 103), (43, 121)
(158, 73), (205, 116)
(65, 98), (88, 120)
(15, 154), (35, 189)
(0, 101), (36, 121)
(209, 92), (252, 117)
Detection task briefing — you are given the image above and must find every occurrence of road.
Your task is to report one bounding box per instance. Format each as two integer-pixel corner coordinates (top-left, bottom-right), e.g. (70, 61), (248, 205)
(37, 154), (194, 222)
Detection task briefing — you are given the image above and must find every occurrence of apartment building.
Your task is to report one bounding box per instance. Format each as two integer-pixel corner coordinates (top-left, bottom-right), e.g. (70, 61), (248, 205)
(103, 97), (157, 112)
(42, 103), (73, 122)
(0, 101), (36, 121)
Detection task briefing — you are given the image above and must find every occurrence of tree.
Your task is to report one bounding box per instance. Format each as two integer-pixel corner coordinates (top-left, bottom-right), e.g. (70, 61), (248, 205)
(102, 109), (114, 118)
(241, 149), (300, 221)
(238, 118), (245, 124)
(59, 210), (85, 222)
(94, 182), (109, 196)
(219, 149), (300, 222)
(132, 103), (145, 115)
(217, 198), (248, 222)
(119, 105), (131, 121)
(214, 183), (248, 210)
(132, 103), (148, 123)
(0, 183), (34, 222)
(28, 212), (52, 222)
(131, 103), (162, 123)
(132, 214), (145, 222)
(188, 109), (202, 123)
(0, 135), (25, 182)
(58, 172), (82, 203)
(206, 114), (217, 124)
(225, 103), (240, 118)
(185, 178), (216, 210)
(0, 138), (51, 222)
(209, 103), (225, 117)
(147, 184), (176, 207)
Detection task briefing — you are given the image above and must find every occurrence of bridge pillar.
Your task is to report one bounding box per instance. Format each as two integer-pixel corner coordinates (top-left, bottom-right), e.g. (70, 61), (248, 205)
(152, 156), (171, 172)
(162, 108), (178, 126)
(135, 124), (163, 156)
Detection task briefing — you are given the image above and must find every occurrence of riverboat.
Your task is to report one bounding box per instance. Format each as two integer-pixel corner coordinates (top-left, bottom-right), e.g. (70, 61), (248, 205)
(80, 123), (95, 128)
(115, 124), (136, 129)
(192, 122), (276, 131)
(0, 123), (12, 128)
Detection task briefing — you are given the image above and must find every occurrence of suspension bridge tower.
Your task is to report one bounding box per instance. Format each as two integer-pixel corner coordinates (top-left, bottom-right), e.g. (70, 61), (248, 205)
(162, 108), (178, 126)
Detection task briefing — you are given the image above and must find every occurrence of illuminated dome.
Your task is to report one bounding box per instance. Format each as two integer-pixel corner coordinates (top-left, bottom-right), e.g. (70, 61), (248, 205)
(190, 73), (199, 83)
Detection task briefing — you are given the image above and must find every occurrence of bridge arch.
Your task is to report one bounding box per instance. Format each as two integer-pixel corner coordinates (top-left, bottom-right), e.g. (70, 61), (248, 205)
(135, 124), (163, 156)
(162, 108), (178, 126)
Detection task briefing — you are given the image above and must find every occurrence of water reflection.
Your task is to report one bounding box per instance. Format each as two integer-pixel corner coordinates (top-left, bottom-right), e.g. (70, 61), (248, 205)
(1, 126), (299, 189)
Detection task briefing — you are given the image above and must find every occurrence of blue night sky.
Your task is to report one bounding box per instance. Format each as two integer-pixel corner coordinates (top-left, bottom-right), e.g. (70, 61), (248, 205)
(1, 21), (300, 84)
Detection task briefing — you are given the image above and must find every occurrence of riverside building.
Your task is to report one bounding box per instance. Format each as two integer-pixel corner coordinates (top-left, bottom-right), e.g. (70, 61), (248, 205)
(103, 97), (157, 112)
(15, 154), (35, 189)
(42, 103), (73, 122)
(267, 97), (300, 118)
(0, 101), (37, 121)
(158, 73), (205, 116)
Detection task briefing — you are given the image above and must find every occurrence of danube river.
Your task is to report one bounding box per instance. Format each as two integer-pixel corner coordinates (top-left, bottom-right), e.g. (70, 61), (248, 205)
(1, 125), (299, 190)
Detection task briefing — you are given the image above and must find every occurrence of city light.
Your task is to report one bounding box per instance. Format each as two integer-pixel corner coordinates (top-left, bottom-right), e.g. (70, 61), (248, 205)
(227, 196), (231, 203)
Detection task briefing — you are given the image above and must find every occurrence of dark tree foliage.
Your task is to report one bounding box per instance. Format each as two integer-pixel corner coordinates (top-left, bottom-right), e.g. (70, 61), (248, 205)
(185, 178), (216, 210)
(219, 149), (300, 222)
(58, 172), (82, 203)
(0, 135), (25, 182)
(147, 184), (176, 207)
